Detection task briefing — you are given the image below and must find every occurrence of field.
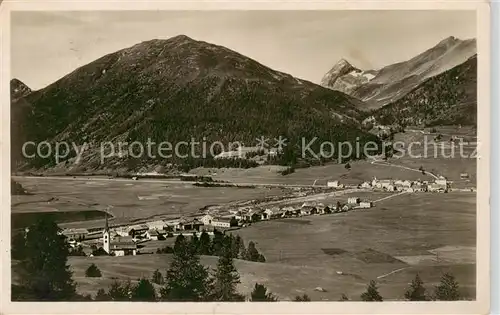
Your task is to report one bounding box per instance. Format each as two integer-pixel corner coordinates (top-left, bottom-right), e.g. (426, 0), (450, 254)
(12, 191), (476, 301)
(11, 177), (287, 229)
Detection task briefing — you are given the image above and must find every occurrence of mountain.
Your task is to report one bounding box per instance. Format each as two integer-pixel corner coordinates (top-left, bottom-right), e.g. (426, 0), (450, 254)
(11, 79), (32, 100)
(12, 35), (379, 173)
(369, 54), (477, 127)
(321, 36), (476, 110)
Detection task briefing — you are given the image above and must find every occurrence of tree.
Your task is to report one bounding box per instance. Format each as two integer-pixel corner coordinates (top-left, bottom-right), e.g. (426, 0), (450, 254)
(190, 233), (200, 253)
(14, 217), (76, 301)
(108, 280), (132, 301)
(132, 278), (157, 301)
(161, 233), (210, 301)
(85, 264), (102, 278)
(250, 283), (277, 301)
(434, 273), (460, 301)
(361, 280), (383, 301)
(173, 234), (185, 253)
(245, 241), (258, 261)
(212, 230), (225, 256)
(198, 231), (212, 255)
(209, 241), (244, 301)
(294, 294), (311, 301)
(95, 288), (110, 301)
(339, 293), (349, 301)
(151, 269), (164, 285)
(231, 235), (242, 258)
(345, 163), (351, 170)
(11, 231), (27, 260)
(404, 274), (428, 301)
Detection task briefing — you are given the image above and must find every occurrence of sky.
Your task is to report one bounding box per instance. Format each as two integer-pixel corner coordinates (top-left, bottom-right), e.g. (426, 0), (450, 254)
(11, 10), (476, 90)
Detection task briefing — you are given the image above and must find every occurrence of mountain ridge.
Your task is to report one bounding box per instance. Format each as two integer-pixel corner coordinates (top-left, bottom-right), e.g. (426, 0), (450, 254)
(320, 36), (477, 109)
(12, 35), (379, 173)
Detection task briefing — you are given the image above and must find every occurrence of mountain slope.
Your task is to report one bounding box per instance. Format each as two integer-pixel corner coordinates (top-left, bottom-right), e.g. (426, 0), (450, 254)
(370, 54), (477, 127)
(13, 35), (379, 172)
(11, 79), (32, 100)
(321, 36), (476, 109)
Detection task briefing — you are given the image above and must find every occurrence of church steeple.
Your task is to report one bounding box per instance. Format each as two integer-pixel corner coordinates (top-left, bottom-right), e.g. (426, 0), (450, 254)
(103, 213), (110, 254)
(104, 212), (109, 232)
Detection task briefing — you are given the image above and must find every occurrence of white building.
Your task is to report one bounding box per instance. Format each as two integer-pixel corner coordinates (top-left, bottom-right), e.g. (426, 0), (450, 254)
(200, 214), (214, 226)
(211, 217), (232, 228)
(435, 176), (448, 186)
(327, 180), (339, 188)
(361, 181), (371, 189)
(359, 201), (373, 209)
(347, 197), (360, 204)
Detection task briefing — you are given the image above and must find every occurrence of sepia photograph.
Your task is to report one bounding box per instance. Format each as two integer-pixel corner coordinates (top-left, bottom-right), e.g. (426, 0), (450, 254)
(1, 1), (491, 314)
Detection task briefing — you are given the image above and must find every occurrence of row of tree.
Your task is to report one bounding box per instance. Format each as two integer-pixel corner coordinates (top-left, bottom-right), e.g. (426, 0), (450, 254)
(156, 232), (266, 262)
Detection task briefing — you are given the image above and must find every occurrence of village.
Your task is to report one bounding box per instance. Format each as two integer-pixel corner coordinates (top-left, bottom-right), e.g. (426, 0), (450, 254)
(58, 174), (473, 257)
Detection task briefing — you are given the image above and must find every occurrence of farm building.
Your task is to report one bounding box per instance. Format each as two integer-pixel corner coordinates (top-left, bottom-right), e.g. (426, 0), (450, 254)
(435, 176), (448, 186)
(347, 197), (360, 204)
(200, 214), (214, 226)
(359, 201), (373, 209)
(146, 229), (166, 241)
(361, 181), (371, 188)
(62, 228), (89, 241)
(327, 180), (339, 188)
(182, 218), (204, 231)
(211, 217), (233, 228)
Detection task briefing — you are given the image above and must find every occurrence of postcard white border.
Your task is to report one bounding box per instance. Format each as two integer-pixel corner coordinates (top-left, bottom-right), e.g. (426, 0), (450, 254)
(0, 1), (491, 314)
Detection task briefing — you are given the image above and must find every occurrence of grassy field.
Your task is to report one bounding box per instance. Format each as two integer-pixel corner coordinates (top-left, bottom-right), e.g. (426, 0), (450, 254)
(11, 177), (287, 229)
(14, 191), (475, 301)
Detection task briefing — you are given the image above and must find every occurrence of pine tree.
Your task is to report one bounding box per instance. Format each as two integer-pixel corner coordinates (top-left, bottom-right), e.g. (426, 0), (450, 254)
(404, 274), (428, 301)
(245, 241), (265, 262)
(250, 283), (277, 301)
(209, 240), (244, 301)
(85, 264), (102, 278)
(434, 273), (460, 301)
(190, 233), (200, 254)
(198, 231), (212, 255)
(151, 269), (164, 285)
(95, 288), (110, 301)
(212, 230), (224, 256)
(231, 235), (241, 258)
(361, 280), (383, 301)
(173, 234), (185, 253)
(161, 234), (210, 301)
(108, 280), (132, 301)
(238, 237), (247, 259)
(132, 278), (157, 301)
(339, 293), (349, 301)
(15, 217), (76, 301)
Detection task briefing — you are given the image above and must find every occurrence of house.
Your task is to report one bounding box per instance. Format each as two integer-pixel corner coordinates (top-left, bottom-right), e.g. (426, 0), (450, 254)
(402, 180), (412, 187)
(62, 228), (89, 241)
(460, 173), (469, 179)
(327, 180), (339, 188)
(182, 218), (204, 231)
(405, 187), (414, 193)
(428, 183), (447, 192)
(341, 204), (351, 212)
(109, 236), (137, 256)
(146, 229), (166, 241)
(361, 181), (371, 189)
(211, 217), (233, 228)
(359, 201), (373, 209)
(394, 180), (404, 186)
(300, 206), (315, 216)
(435, 176), (448, 186)
(385, 184), (396, 192)
(347, 197), (360, 205)
(127, 224), (148, 237)
(200, 214), (214, 226)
